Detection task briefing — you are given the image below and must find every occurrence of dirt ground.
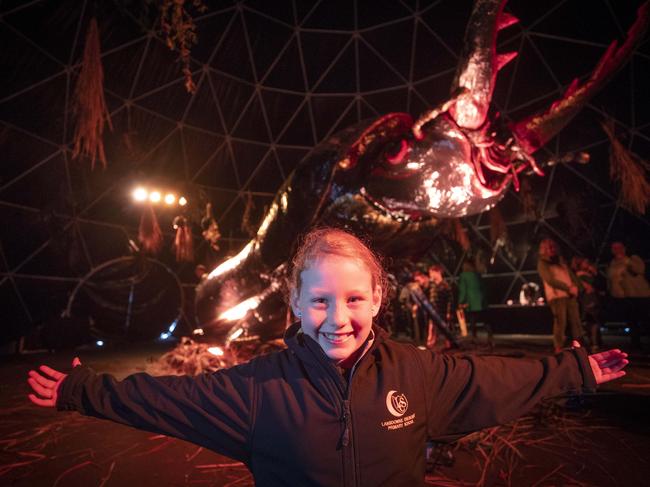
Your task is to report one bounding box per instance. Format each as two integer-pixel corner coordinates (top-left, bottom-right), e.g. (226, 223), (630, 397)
(1, 334), (648, 486)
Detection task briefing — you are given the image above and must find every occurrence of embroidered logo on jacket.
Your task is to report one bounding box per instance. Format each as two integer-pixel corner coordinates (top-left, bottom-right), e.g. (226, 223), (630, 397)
(381, 390), (415, 431)
(385, 390), (409, 417)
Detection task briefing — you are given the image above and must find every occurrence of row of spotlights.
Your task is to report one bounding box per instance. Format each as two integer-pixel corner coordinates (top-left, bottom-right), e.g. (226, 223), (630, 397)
(132, 187), (187, 206)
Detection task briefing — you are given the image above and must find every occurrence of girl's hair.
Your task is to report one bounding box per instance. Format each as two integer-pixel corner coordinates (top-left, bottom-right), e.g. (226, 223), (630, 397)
(289, 227), (387, 304)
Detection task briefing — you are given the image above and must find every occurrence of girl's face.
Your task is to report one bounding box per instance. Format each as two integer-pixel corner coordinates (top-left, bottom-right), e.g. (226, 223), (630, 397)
(291, 255), (382, 367)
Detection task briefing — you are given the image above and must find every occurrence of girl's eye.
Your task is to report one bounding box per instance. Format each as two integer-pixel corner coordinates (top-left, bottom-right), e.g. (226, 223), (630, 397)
(348, 296), (363, 303)
(311, 298), (327, 305)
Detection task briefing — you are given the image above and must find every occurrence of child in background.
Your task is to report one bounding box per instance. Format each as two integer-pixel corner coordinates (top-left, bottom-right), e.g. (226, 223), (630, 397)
(28, 228), (628, 486)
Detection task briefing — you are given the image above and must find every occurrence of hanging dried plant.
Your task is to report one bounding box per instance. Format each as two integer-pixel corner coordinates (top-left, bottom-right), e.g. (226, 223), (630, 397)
(519, 177), (538, 220)
(139, 205), (163, 254)
(201, 202), (221, 251)
(439, 218), (469, 250)
(160, 0), (207, 94)
(241, 191), (257, 238)
(71, 17), (113, 170)
(173, 215), (194, 262)
(602, 119), (650, 214)
(452, 218), (470, 250)
(489, 206), (507, 244)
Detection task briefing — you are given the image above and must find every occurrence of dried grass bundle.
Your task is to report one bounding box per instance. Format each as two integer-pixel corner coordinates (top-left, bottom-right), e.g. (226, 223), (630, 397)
(520, 177), (538, 220)
(160, 0), (207, 94)
(173, 216), (194, 262)
(153, 337), (237, 376)
(241, 191), (257, 238)
(71, 17), (113, 170)
(602, 119), (650, 214)
(427, 400), (619, 487)
(439, 218), (470, 250)
(138, 205), (163, 255)
(453, 218), (470, 250)
(488, 207), (506, 244)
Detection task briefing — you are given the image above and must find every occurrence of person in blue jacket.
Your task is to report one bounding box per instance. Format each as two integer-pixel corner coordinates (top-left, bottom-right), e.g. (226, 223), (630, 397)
(27, 228), (628, 486)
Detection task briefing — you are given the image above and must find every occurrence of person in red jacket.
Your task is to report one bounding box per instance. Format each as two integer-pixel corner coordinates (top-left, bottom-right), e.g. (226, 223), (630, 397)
(28, 228), (628, 486)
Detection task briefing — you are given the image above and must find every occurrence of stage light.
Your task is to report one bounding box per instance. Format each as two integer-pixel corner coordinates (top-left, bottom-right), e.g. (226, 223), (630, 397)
(132, 187), (148, 202)
(96, 340), (104, 347)
(178, 196), (187, 206)
(208, 346), (224, 356)
(159, 332), (170, 340)
(149, 191), (162, 203)
(164, 193), (176, 205)
(624, 327), (630, 333)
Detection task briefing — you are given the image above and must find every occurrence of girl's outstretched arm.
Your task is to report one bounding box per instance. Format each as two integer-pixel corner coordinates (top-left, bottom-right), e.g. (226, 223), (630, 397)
(27, 357), (81, 407)
(26, 358), (255, 462)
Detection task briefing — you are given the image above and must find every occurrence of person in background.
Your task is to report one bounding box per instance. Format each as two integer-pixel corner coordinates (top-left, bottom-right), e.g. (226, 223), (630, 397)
(428, 265), (454, 349)
(607, 241), (650, 349)
(572, 256), (603, 353)
(412, 270), (432, 347)
(537, 238), (583, 353)
(458, 260), (492, 348)
(397, 270), (429, 346)
(607, 242), (650, 299)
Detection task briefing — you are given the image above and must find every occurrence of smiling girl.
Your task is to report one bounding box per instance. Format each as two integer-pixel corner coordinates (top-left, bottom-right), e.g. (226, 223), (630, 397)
(28, 228), (628, 486)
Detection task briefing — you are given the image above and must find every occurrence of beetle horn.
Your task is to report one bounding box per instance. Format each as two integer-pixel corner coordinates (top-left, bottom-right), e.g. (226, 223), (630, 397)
(449, 0), (519, 130)
(510, 1), (649, 154)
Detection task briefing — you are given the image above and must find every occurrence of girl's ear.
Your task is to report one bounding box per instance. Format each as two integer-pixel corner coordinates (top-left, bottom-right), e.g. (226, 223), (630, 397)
(371, 285), (382, 317)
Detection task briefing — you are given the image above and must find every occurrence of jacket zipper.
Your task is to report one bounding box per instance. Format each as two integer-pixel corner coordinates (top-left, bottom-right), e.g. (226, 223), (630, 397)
(339, 355), (365, 486)
(341, 399), (351, 446)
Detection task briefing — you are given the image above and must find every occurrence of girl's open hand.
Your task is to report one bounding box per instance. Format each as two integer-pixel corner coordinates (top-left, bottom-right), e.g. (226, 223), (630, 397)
(27, 357), (81, 407)
(588, 348), (628, 384)
(572, 341), (628, 385)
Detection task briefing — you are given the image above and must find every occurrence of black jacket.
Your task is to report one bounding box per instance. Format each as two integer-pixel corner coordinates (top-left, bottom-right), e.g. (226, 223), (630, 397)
(57, 324), (597, 486)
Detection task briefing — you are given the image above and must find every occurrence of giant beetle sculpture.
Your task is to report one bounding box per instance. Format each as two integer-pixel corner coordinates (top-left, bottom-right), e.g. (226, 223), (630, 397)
(196, 0), (648, 343)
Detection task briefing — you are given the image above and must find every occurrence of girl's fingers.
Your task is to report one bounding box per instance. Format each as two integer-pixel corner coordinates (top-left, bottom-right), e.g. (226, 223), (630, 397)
(27, 378), (53, 398)
(39, 365), (65, 381)
(597, 357), (629, 369)
(28, 370), (56, 389)
(72, 357), (81, 367)
(603, 360), (629, 374)
(593, 352), (627, 365)
(28, 393), (54, 407)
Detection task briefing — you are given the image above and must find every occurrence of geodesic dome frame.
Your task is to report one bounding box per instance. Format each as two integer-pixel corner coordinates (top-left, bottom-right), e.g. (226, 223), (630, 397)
(1, 0), (649, 344)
